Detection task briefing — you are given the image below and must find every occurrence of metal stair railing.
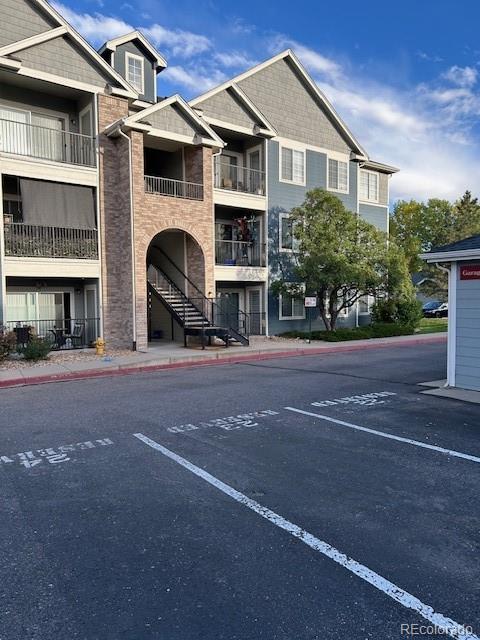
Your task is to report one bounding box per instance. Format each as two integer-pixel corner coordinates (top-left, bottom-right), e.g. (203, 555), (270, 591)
(149, 248), (250, 344)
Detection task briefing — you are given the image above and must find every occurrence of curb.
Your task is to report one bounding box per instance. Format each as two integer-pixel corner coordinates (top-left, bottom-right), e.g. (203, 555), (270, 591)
(0, 334), (447, 390)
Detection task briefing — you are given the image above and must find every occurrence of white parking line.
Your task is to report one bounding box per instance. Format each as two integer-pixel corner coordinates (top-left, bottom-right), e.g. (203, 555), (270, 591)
(133, 432), (478, 640)
(285, 407), (480, 465)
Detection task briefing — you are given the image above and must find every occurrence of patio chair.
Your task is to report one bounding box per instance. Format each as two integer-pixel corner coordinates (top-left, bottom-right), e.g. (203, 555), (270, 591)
(63, 323), (85, 348)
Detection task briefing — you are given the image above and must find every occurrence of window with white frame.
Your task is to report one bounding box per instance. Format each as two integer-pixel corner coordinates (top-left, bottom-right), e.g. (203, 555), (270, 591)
(328, 158), (348, 192)
(360, 170), (379, 203)
(280, 146), (305, 184)
(279, 286), (305, 320)
(358, 294), (372, 314)
(126, 53), (144, 94)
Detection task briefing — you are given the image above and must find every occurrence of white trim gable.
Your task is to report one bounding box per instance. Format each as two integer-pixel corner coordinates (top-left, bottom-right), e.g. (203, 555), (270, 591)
(99, 31), (167, 70)
(190, 49), (367, 158)
(0, 26), (67, 57)
(123, 94), (225, 147)
(15, 0), (138, 98)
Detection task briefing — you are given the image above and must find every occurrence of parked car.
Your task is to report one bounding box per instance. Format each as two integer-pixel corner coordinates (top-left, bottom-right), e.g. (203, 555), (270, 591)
(424, 301), (448, 318)
(422, 301), (441, 317)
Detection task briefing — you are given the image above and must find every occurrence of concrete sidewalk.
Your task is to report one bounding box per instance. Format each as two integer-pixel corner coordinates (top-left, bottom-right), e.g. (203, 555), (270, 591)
(0, 332), (447, 389)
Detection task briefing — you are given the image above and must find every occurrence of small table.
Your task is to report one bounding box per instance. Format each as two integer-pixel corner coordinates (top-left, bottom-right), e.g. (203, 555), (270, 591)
(49, 327), (66, 349)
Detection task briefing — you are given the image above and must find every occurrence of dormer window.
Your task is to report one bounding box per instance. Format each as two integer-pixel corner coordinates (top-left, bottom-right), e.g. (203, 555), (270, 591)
(126, 52), (144, 94)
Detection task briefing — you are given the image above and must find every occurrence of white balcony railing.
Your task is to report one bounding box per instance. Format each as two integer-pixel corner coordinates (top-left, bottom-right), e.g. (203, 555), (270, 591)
(4, 223), (98, 259)
(0, 118), (96, 167)
(214, 158), (265, 195)
(144, 175), (204, 200)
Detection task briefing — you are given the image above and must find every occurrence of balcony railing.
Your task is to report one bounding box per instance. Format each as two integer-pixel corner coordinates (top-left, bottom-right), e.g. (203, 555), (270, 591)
(4, 223), (98, 259)
(5, 318), (100, 350)
(215, 239), (266, 267)
(144, 175), (204, 200)
(214, 158), (265, 195)
(0, 118), (96, 167)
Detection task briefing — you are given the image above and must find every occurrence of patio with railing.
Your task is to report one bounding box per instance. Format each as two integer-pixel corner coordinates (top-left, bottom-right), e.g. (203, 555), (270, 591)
(6, 318), (100, 350)
(144, 175), (204, 200)
(0, 118), (96, 167)
(4, 223), (99, 259)
(214, 158), (265, 195)
(215, 239), (266, 267)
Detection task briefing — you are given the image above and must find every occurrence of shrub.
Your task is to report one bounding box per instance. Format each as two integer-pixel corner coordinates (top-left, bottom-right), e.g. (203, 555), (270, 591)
(318, 327), (372, 341)
(21, 336), (52, 361)
(0, 327), (16, 360)
(279, 323), (414, 342)
(369, 323), (413, 338)
(371, 297), (422, 329)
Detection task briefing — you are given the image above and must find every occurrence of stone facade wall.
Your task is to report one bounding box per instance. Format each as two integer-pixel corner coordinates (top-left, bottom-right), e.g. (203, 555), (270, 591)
(98, 93), (134, 349)
(130, 132), (214, 350)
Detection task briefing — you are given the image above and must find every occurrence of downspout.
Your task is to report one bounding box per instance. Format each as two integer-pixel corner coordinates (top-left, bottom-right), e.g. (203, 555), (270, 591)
(107, 120), (137, 350)
(435, 261), (453, 388)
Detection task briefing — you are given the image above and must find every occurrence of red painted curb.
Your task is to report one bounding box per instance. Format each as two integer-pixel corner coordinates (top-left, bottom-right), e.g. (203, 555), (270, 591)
(0, 334), (447, 390)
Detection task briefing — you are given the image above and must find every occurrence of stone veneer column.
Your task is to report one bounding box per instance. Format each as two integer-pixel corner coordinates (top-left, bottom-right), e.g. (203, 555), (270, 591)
(131, 135), (215, 351)
(97, 94), (134, 349)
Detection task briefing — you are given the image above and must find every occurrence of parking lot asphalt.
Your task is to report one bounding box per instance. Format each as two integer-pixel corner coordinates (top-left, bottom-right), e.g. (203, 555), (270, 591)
(0, 341), (479, 640)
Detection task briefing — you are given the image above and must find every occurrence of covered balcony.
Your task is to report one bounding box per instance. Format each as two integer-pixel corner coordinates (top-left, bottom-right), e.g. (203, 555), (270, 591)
(144, 146), (204, 201)
(2, 175), (98, 261)
(214, 157), (265, 196)
(215, 208), (266, 269)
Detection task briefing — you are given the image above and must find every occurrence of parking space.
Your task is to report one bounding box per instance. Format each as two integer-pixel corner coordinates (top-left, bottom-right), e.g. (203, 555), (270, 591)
(0, 342), (479, 639)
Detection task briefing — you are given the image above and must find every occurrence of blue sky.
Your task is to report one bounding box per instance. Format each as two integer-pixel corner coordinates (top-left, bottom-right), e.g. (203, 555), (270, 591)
(55, 0), (480, 202)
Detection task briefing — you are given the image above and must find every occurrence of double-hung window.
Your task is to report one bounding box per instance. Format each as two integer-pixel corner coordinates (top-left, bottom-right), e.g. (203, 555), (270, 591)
(328, 158), (348, 192)
(126, 53), (144, 94)
(280, 146), (305, 184)
(279, 288), (305, 320)
(358, 295), (372, 314)
(279, 213), (299, 252)
(359, 170), (379, 203)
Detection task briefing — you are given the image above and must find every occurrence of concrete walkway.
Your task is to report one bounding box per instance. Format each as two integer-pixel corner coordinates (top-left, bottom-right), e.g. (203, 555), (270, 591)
(0, 332), (446, 388)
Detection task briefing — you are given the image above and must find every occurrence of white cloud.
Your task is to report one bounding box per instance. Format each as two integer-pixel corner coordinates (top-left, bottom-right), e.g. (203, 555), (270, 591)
(442, 65), (478, 88)
(162, 65), (226, 93)
(53, 2), (132, 43)
(269, 36), (341, 79)
(214, 51), (257, 69)
(144, 24), (211, 58)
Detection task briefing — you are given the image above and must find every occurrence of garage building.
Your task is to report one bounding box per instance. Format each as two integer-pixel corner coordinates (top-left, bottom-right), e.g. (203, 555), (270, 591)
(423, 234), (480, 391)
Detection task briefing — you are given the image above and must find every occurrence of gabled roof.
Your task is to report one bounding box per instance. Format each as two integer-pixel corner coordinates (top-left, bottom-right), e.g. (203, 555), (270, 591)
(422, 234), (480, 262)
(191, 49), (368, 157)
(2, 0), (138, 98)
(99, 31), (167, 71)
(192, 82), (277, 138)
(119, 94), (225, 148)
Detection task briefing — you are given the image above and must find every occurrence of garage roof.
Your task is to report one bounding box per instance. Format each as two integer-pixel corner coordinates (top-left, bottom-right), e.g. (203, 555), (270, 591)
(422, 233), (480, 262)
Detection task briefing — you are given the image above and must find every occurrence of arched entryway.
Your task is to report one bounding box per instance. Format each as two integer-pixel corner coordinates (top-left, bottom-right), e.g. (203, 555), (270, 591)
(146, 229), (207, 344)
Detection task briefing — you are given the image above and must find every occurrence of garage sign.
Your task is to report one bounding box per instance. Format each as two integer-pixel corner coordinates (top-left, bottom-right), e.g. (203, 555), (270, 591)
(460, 264), (480, 280)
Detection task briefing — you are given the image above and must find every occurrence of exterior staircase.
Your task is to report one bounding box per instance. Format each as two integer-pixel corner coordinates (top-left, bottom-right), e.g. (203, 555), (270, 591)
(147, 262), (249, 347)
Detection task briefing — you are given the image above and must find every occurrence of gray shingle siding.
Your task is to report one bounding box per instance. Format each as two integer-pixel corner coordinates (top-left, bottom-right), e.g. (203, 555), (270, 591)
(113, 41), (156, 103)
(358, 203), (389, 233)
(141, 104), (204, 136)
(0, 0), (56, 48)
(237, 58), (352, 153)
(13, 36), (111, 87)
(267, 140), (358, 334)
(455, 264), (480, 390)
(196, 89), (259, 129)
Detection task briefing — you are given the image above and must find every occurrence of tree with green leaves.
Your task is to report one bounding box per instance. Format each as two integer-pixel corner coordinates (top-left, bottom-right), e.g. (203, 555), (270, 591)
(391, 191), (480, 300)
(272, 188), (414, 331)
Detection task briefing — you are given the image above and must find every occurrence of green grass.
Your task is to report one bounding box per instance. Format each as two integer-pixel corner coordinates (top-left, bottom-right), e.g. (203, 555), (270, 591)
(416, 317), (448, 334)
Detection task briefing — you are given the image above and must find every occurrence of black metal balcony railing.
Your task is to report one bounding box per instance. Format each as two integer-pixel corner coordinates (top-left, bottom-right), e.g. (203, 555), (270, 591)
(214, 158), (265, 195)
(144, 175), (204, 200)
(0, 118), (96, 167)
(6, 318), (100, 350)
(4, 223), (99, 259)
(215, 239), (266, 267)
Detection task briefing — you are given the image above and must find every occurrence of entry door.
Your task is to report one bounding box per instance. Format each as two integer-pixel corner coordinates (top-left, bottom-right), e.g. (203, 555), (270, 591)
(217, 289), (244, 331)
(246, 287), (263, 335)
(84, 285), (98, 345)
(247, 145), (262, 194)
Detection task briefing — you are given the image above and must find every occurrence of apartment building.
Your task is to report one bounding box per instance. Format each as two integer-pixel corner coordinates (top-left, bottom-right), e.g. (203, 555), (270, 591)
(0, 0), (397, 352)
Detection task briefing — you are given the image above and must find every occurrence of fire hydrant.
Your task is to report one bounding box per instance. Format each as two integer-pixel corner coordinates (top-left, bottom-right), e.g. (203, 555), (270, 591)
(95, 337), (106, 356)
